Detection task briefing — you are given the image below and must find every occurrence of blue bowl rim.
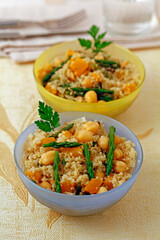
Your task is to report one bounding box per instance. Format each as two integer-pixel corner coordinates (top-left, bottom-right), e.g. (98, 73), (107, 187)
(14, 112), (143, 199)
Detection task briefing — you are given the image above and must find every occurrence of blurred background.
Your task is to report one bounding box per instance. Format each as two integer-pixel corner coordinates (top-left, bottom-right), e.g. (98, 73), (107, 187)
(0, 0), (160, 62)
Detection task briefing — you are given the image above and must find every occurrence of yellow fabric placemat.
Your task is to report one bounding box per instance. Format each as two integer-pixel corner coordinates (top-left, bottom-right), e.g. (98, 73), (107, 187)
(0, 49), (160, 239)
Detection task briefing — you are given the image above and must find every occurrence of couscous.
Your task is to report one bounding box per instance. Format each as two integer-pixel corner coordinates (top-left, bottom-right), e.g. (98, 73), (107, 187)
(22, 102), (136, 195)
(38, 26), (140, 103)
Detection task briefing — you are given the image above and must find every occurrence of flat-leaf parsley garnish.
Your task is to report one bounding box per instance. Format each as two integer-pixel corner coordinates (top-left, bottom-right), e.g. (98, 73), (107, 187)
(35, 101), (60, 132)
(78, 25), (112, 53)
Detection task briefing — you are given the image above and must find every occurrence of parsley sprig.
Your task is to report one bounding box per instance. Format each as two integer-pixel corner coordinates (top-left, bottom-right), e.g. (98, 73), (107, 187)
(35, 101), (60, 132)
(78, 25), (112, 53)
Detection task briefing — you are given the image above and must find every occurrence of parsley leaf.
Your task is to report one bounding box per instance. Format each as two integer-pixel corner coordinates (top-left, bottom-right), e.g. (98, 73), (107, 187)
(87, 25), (99, 39)
(38, 101), (53, 121)
(35, 120), (52, 132)
(94, 40), (112, 53)
(78, 39), (92, 50)
(51, 111), (60, 129)
(78, 25), (112, 53)
(97, 32), (107, 40)
(35, 101), (60, 132)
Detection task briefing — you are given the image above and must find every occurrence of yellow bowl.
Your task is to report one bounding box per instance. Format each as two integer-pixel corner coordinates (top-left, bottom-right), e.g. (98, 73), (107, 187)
(33, 41), (145, 117)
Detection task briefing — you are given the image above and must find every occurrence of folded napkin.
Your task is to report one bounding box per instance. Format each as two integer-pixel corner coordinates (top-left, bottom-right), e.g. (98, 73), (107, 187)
(0, 0), (104, 62)
(0, 0), (160, 63)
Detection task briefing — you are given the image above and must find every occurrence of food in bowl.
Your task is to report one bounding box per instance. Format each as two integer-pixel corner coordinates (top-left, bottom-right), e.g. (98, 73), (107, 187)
(22, 102), (136, 195)
(37, 25), (140, 103)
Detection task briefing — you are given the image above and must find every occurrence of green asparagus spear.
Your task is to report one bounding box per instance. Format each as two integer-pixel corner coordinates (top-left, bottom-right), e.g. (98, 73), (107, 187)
(83, 143), (94, 180)
(75, 182), (81, 195)
(95, 59), (120, 69)
(98, 95), (113, 102)
(71, 87), (114, 95)
(42, 57), (71, 84)
(53, 151), (61, 193)
(43, 141), (82, 148)
(62, 158), (66, 166)
(32, 180), (37, 184)
(49, 123), (74, 138)
(106, 126), (116, 176)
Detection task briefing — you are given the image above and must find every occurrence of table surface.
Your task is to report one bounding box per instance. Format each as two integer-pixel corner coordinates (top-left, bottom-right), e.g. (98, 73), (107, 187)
(0, 48), (160, 240)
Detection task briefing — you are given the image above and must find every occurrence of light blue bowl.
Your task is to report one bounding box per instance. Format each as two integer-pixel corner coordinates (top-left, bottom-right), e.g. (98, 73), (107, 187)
(14, 112), (143, 216)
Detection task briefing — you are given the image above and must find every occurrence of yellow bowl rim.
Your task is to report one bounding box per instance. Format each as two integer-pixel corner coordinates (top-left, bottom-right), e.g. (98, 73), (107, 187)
(33, 40), (145, 106)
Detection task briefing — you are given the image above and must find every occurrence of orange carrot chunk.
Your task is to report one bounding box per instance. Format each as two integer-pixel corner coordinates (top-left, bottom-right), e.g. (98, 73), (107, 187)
(123, 83), (136, 94)
(61, 181), (76, 193)
(34, 170), (43, 182)
(70, 58), (89, 77)
(38, 69), (47, 82)
(61, 146), (83, 157)
(43, 63), (53, 73)
(42, 137), (55, 145)
(84, 178), (103, 194)
(24, 170), (35, 180)
(45, 84), (58, 95)
(66, 49), (74, 58)
(61, 130), (72, 139)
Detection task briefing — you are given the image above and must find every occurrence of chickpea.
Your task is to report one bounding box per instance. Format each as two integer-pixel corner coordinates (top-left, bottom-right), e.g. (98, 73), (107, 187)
(114, 148), (123, 159)
(97, 135), (109, 150)
(113, 160), (128, 173)
(75, 130), (93, 143)
(39, 181), (51, 189)
(83, 121), (99, 134)
(40, 151), (55, 165)
(84, 90), (97, 103)
(95, 170), (105, 180)
(97, 187), (107, 194)
(114, 135), (122, 145)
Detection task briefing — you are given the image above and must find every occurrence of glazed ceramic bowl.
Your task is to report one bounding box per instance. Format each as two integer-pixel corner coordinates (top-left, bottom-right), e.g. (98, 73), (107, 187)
(14, 112), (143, 216)
(33, 41), (145, 117)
